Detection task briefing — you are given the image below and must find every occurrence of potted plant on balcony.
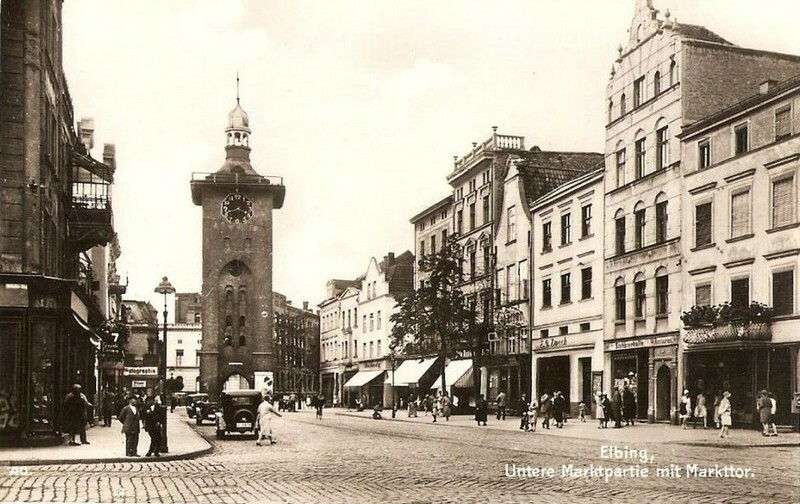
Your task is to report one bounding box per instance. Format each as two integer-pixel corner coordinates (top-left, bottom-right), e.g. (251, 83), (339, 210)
(681, 305), (718, 344)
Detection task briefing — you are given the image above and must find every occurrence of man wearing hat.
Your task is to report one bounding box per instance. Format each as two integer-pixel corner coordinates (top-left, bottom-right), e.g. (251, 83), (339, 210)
(63, 384), (93, 445)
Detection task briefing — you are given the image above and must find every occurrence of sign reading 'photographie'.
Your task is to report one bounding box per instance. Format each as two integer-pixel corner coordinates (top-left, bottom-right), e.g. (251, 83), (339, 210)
(123, 366), (159, 377)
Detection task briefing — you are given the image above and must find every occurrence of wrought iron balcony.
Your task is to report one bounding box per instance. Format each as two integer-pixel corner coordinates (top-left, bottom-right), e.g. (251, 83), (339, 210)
(683, 321), (771, 345)
(68, 181), (114, 252)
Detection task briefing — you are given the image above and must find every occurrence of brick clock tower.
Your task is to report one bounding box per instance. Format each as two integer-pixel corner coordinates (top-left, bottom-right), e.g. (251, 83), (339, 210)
(191, 97), (285, 399)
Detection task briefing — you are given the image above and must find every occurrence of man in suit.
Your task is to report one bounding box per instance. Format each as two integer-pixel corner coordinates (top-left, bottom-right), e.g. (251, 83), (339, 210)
(141, 397), (163, 457)
(118, 397), (140, 457)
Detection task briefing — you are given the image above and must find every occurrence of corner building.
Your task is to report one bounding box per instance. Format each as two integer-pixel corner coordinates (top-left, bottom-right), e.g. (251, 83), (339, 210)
(191, 100), (285, 398)
(604, 0), (800, 423)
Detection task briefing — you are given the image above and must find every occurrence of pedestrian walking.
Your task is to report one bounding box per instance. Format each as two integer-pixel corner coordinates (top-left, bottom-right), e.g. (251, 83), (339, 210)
(758, 390), (771, 436)
(441, 393), (451, 421)
(767, 391), (778, 437)
(679, 390), (692, 429)
(527, 397), (539, 432)
(432, 391), (441, 423)
(693, 391), (707, 429)
(611, 388), (623, 428)
(578, 401), (588, 423)
(101, 387), (116, 427)
(718, 391), (732, 439)
(475, 394), (488, 426)
(495, 390), (507, 420)
(424, 394), (433, 417)
(539, 393), (552, 429)
(256, 394), (282, 445)
(713, 390), (722, 429)
(599, 393), (611, 429)
(118, 397), (141, 457)
(169, 394), (177, 413)
(407, 394), (418, 418)
(622, 386), (636, 426)
(63, 384), (92, 445)
(142, 397), (162, 457)
(314, 394), (324, 420)
(552, 391), (566, 428)
(517, 394), (529, 431)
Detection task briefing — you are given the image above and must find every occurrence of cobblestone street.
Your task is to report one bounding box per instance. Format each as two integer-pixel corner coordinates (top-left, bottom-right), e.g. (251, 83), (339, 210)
(0, 410), (797, 503)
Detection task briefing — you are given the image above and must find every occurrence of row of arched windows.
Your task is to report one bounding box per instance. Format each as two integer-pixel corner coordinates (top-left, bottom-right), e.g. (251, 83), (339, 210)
(608, 60), (677, 123)
(613, 267), (670, 321)
(614, 117), (671, 188)
(613, 192), (669, 256)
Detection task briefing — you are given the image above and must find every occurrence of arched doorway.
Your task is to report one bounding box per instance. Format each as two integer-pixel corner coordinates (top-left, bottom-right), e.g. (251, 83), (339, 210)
(656, 365), (671, 421)
(223, 373), (249, 391)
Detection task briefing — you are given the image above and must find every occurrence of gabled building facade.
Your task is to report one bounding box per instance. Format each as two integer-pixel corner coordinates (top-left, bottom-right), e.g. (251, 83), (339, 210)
(603, 0), (800, 423)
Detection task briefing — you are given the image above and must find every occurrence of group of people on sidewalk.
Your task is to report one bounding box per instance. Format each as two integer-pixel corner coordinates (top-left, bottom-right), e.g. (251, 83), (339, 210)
(61, 383), (165, 457)
(405, 391), (454, 422)
(595, 386), (636, 429)
(517, 392), (573, 432)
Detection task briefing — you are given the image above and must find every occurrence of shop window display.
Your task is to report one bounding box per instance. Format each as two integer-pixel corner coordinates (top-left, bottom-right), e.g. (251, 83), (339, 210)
(30, 321), (55, 431)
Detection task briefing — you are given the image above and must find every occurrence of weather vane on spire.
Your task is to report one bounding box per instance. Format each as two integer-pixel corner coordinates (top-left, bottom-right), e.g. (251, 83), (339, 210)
(236, 71), (240, 104)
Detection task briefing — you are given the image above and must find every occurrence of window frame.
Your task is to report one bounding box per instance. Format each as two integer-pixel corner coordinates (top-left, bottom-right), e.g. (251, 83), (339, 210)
(698, 139), (711, 169)
(581, 266), (592, 300)
(729, 189), (752, 239)
(655, 199), (668, 243)
(560, 213), (571, 245)
(655, 273), (669, 315)
(733, 122), (749, 155)
(633, 76), (645, 108)
(542, 278), (552, 308)
(775, 105), (792, 141)
(656, 126), (669, 170)
(615, 215), (626, 255)
(542, 221), (552, 253)
(634, 207), (646, 249)
(635, 137), (646, 179)
(615, 283), (626, 321)
(771, 175), (796, 228)
(694, 201), (713, 248)
(772, 268), (795, 316)
(730, 276), (750, 308)
(581, 204), (592, 238)
(560, 272), (571, 305)
(634, 279), (646, 318)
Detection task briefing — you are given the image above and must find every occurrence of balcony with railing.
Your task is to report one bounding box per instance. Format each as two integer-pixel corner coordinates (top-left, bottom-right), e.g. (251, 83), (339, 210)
(69, 153), (114, 253)
(682, 302), (773, 346)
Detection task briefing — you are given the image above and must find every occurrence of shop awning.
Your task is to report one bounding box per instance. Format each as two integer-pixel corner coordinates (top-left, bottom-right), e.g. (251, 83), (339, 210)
(72, 313), (102, 348)
(390, 357), (438, 386)
(343, 369), (385, 388)
(429, 359), (473, 390)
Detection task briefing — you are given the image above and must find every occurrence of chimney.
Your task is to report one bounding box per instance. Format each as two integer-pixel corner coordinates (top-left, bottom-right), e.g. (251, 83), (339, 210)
(759, 79), (778, 95)
(103, 143), (116, 169)
(303, 301), (309, 311)
(387, 252), (395, 265)
(78, 117), (95, 153)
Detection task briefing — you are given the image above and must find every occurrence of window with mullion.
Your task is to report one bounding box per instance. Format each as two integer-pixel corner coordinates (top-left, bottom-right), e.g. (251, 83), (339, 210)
(634, 280), (646, 318)
(581, 205), (592, 237)
(655, 201), (668, 243)
(695, 202), (713, 247)
(542, 221), (552, 252)
(772, 177), (795, 228)
(560, 273), (571, 305)
(731, 278), (749, 308)
(581, 267), (592, 300)
(656, 126), (669, 170)
(635, 138), (646, 179)
(616, 149), (626, 187)
(542, 279), (552, 308)
(730, 191), (751, 238)
(775, 107), (791, 140)
(615, 216), (626, 255)
(656, 275), (669, 315)
(561, 213), (571, 245)
(615, 284), (626, 321)
(635, 209), (646, 249)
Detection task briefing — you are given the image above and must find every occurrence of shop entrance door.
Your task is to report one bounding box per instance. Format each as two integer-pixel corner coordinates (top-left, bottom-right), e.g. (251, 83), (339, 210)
(656, 364), (671, 421)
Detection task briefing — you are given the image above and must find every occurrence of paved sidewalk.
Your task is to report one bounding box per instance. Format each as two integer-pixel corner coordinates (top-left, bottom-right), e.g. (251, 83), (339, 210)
(332, 408), (800, 447)
(0, 411), (211, 466)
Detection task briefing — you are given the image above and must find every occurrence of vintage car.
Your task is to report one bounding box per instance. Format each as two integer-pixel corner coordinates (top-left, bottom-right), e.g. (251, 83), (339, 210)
(215, 390), (263, 438)
(185, 393), (208, 418)
(194, 399), (219, 425)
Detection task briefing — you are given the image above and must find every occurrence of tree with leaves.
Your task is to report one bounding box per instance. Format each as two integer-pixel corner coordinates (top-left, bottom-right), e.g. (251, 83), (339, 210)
(389, 237), (476, 394)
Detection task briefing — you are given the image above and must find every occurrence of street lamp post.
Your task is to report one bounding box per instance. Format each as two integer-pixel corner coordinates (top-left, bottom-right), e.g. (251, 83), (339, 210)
(391, 356), (396, 419)
(154, 276), (175, 453)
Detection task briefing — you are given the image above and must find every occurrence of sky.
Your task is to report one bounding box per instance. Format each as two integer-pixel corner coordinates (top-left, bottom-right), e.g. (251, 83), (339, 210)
(61, 0), (800, 319)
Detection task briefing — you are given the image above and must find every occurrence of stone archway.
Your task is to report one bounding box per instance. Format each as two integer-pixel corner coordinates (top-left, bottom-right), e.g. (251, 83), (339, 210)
(656, 364), (671, 421)
(223, 373), (250, 391)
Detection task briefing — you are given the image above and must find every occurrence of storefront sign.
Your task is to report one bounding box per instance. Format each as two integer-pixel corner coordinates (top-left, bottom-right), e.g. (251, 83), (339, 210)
(131, 380), (147, 388)
(538, 337), (568, 350)
(123, 366), (159, 377)
(605, 334), (677, 352)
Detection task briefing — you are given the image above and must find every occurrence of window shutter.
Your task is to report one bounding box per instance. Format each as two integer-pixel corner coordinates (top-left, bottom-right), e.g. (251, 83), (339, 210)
(772, 177), (795, 227)
(695, 203), (712, 246)
(730, 191), (750, 237)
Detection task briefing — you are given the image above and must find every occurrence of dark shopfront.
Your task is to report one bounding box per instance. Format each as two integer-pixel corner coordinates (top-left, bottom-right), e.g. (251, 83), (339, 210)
(684, 345), (796, 427)
(0, 277), (109, 445)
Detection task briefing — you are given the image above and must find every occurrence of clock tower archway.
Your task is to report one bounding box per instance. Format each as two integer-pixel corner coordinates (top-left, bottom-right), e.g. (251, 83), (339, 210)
(191, 98), (285, 399)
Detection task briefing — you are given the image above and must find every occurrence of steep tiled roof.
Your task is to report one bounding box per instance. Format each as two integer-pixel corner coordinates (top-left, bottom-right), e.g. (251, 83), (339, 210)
(381, 250), (415, 297)
(672, 23), (733, 46)
(517, 151), (604, 207)
(121, 300), (158, 325)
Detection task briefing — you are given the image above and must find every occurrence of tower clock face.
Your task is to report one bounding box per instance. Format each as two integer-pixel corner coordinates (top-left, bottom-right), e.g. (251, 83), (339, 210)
(221, 193), (254, 224)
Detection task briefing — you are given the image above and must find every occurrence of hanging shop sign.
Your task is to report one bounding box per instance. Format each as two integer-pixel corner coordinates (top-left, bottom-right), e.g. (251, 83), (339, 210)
(123, 366), (159, 377)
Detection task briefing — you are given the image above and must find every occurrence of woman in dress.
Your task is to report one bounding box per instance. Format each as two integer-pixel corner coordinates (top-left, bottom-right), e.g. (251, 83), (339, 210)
(718, 391), (732, 439)
(757, 390), (771, 436)
(679, 390), (692, 429)
(475, 394), (488, 426)
(694, 391), (707, 429)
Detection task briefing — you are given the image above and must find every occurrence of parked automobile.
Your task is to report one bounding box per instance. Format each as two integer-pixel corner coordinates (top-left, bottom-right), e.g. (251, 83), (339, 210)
(215, 390), (263, 439)
(185, 393), (208, 418)
(194, 399), (219, 425)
